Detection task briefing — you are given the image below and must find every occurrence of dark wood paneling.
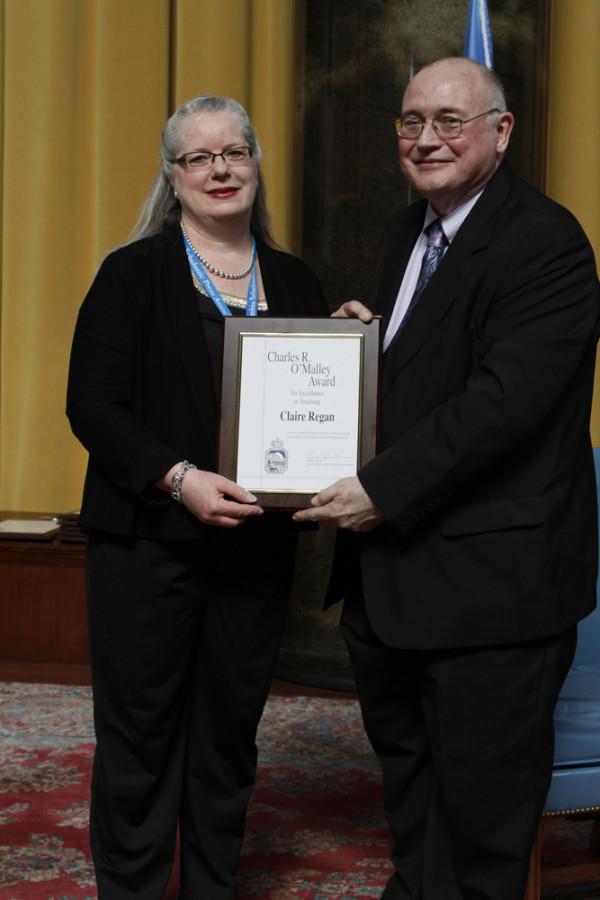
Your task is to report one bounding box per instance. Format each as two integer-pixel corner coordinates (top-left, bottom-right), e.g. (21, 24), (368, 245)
(0, 537), (89, 682)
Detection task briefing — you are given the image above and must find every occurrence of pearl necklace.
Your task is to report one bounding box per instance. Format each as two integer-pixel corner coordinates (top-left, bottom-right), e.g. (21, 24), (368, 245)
(180, 226), (255, 280)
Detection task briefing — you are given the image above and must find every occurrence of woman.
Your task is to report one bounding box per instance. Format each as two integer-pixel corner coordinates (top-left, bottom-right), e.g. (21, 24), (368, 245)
(67, 96), (327, 899)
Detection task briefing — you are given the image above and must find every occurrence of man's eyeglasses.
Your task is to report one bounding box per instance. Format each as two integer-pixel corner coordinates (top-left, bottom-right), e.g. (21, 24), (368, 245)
(173, 146), (253, 169)
(395, 109), (501, 140)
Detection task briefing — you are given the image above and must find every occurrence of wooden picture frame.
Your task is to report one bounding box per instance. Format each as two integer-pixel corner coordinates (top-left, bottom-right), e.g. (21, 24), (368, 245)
(218, 316), (381, 509)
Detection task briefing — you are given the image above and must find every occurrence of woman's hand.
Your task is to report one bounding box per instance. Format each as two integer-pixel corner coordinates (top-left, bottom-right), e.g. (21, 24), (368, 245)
(181, 469), (263, 527)
(331, 300), (374, 322)
(156, 465), (263, 527)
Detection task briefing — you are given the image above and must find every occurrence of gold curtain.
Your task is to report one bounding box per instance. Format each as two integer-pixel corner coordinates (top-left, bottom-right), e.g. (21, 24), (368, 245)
(547, 0), (600, 444)
(0, 0), (296, 513)
(172, 0), (297, 248)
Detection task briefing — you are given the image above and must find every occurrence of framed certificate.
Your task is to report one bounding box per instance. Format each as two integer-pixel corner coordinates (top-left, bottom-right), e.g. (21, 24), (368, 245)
(218, 317), (381, 509)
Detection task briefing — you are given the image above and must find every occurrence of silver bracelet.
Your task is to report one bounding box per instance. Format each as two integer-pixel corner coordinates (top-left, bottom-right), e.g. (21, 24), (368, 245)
(170, 460), (197, 503)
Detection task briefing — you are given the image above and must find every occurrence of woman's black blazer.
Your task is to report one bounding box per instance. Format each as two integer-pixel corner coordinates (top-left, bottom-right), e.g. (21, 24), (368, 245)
(67, 227), (327, 539)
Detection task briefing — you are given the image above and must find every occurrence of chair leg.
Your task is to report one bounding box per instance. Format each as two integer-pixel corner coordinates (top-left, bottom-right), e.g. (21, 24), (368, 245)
(591, 816), (600, 856)
(524, 819), (551, 900)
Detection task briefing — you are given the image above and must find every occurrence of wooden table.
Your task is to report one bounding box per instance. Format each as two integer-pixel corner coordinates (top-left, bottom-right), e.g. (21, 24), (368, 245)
(0, 524), (89, 684)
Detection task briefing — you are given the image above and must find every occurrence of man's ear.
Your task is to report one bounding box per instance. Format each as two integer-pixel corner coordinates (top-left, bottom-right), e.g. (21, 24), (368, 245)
(496, 112), (515, 154)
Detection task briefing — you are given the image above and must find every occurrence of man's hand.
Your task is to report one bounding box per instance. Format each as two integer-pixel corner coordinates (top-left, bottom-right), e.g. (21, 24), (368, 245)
(331, 300), (374, 322)
(293, 476), (384, 532)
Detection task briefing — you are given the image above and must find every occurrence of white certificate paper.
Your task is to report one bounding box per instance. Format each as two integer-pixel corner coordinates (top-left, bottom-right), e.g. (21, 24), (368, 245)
(236, 333), (363, 493)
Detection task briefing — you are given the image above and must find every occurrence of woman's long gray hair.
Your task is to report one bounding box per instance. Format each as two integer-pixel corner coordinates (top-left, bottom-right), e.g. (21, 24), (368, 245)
(128, 96), (274, 246)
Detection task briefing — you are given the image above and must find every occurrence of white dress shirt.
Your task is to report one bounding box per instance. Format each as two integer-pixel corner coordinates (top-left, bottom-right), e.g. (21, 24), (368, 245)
(383, 189), (485, 351)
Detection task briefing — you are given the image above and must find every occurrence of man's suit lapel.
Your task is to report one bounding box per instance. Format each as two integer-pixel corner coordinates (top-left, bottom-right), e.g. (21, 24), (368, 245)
(374, 203), (425, 325)
(382, 164), (513, 393)
(164, 230), (218, 450)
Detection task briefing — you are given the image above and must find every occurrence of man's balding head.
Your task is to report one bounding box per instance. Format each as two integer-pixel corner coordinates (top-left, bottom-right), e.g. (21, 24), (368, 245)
(397, 57), (514, 215)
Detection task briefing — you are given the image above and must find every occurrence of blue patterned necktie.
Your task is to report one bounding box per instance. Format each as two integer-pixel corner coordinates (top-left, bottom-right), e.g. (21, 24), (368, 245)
(404, 218), (448, 319)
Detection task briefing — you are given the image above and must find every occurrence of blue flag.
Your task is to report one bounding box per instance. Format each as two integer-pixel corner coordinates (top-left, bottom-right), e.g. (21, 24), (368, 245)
(464, 0), (494, 69)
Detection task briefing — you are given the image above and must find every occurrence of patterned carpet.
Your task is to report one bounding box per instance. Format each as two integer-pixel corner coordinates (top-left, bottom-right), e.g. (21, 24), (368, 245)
(0, 682), (597, 899)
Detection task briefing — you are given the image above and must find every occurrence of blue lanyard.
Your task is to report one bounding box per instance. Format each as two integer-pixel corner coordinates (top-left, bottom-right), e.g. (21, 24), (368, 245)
(181, 228), (258, 317)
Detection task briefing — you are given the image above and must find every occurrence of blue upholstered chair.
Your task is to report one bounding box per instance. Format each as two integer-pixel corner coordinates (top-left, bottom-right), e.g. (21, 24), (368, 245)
(524, 448), (600, 899)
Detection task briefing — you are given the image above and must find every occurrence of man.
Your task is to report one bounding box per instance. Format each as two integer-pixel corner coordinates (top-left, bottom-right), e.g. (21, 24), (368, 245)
(294, 57), (599, 899)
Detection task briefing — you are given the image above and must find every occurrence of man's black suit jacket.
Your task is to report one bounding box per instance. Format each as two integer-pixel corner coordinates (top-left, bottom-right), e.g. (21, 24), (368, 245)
(342, 163), (600, 649)
(67, 227), (327, 540)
